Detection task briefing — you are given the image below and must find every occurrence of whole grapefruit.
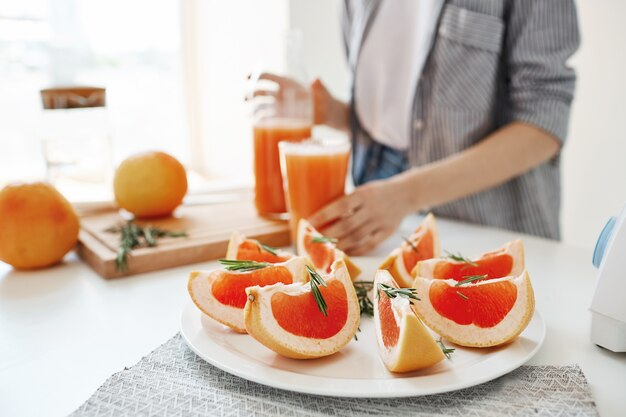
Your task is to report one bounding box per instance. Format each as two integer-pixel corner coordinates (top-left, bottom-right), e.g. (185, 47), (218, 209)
(0, 182), (80, 269)
(113, 151), (187, 218)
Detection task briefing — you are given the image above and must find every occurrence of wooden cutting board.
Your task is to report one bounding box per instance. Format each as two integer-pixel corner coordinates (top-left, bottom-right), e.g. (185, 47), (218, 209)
(76, 200), (291, 279)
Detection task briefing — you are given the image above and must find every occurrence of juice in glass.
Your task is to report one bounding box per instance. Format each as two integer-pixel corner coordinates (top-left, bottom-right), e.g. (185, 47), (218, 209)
(279, 139), (350, 241)
(253, 118), (312, 218)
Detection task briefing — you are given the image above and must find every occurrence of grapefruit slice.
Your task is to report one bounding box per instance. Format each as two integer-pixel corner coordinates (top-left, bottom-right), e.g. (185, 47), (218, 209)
(188, 256), (307, 333)
(296, 218), (361, 280)
(413, 239), (524, 282)
(244, 259), (360, 359)
(412, 271), (535, 347)
(379, 213), (440, 288)
(374, 270), (445, 372)
(225, 230), (293, 263)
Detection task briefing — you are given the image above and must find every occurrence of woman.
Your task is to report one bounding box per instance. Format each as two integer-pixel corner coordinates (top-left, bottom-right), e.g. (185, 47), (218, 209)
(260, 0), (579, 254)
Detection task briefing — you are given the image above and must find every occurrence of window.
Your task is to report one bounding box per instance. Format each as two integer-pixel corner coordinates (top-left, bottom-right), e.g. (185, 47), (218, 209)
(0, 0), (290, 200)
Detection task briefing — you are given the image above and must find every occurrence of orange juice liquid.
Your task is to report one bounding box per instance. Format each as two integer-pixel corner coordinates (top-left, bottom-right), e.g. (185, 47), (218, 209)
(253, 119), (312, 217)
(281, 143), (350, 241)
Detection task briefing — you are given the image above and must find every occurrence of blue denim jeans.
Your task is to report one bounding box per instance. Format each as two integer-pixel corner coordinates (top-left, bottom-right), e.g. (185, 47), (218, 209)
(352, 141), (408, 185)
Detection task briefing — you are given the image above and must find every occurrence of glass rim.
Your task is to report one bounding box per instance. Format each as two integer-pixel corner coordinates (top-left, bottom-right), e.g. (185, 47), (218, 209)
(278, 138), (351, 156)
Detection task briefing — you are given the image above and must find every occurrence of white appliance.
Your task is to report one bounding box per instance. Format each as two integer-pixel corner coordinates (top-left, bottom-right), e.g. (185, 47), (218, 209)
(590, 204), (626, 352)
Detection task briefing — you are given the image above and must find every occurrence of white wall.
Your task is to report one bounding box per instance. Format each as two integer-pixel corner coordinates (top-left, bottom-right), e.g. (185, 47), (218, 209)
(562, 0), (626, 249)
(290, 0), (626, 249)
(288, 0), (349, 101)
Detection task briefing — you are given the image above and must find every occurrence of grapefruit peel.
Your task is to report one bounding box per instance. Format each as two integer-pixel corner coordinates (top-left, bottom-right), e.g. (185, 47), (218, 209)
(412, 270), (535, 347)
(188, 256), (307, 333)
(379, 213), (440, 288)
(244, 258), (360, 359)
(374, 270), (445, 372)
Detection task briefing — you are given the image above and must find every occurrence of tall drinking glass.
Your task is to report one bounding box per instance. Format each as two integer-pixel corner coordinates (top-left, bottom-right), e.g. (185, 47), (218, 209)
(249, 30), (312, 219)
(279, 139), (350, 242)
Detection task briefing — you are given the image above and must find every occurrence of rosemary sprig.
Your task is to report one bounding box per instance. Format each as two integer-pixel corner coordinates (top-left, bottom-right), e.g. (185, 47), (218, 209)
(218, 259), (271, 272)
(307, 265), (328, 316)
(377, 283), (420, 304)
(437, 337), (455, 359)
(401, 236), (419, 253)
(455, 274), (488, 287)
(258, 243), (278, 256)
(456, 291), (469, 300)
(311, 236), (338, 244)
(354, 326), (362, 341)
(106, 221), (188, 272)
(444, 250), (478, 266)
(353, 281), (374, 317)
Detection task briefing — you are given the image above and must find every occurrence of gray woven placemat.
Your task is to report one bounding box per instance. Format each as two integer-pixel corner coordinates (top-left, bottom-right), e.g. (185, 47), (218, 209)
(71, 333), (597, 417)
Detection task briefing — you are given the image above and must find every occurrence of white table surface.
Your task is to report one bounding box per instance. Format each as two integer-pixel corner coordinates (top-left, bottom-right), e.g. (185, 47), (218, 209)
(1, 215), (625, 417)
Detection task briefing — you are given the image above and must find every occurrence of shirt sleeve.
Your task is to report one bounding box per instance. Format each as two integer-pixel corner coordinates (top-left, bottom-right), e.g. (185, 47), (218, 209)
(505, 0), (580, 143)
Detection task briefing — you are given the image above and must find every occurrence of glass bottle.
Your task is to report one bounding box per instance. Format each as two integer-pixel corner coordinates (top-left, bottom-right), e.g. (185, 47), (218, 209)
(39, 86), (113, 201)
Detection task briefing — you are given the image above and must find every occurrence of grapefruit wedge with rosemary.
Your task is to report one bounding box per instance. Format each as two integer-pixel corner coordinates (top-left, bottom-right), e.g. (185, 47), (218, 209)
(412, 271), (535, 347)
(244, 259), (360, 359)
(225, 230), (293, 263)
(188, 257), (307, 333)
(296, 218), (361, 280)
(413, 239), (525, 282)
(379, 213), (440, 288)
(374, 270), (445, 372)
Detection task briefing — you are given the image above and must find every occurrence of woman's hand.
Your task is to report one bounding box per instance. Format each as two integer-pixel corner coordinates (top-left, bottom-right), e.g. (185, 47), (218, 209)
(307, 178), (411, 255)
(248, 73), (349, 132)
(310, 79), (350, 132)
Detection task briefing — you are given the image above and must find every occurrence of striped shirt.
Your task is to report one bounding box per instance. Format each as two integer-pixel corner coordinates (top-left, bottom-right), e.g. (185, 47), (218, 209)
(343, 0), (580, 239)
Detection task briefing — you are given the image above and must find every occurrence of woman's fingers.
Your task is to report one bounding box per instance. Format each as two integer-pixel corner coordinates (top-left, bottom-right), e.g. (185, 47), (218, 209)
(308, 194), (364, 229)
(343, 228), (387, 256)
(251, 89), (278, 99)
(335, 221), (378, 252)
(340, 218), (382, 248)
(320, 206), (369, 240)
(258, 72), (300, 89)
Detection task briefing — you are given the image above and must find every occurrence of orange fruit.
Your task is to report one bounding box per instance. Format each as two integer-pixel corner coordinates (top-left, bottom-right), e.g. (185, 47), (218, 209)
(244, 259), (360, 359)
(0, 182), (79, 269)
(412, 271), (535, 347)
(413, 240), (525, 282)
(379, 213), (439, 288)
(296, 218), (361, 280)
(188, 257), (307, 333)
(225, 230), (293, 263)
(113, 151), (187, 218)
(374, 270), (445, 372)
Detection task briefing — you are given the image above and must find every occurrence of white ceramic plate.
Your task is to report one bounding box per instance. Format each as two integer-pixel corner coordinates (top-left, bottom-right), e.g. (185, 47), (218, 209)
(180, 257), (546, 398)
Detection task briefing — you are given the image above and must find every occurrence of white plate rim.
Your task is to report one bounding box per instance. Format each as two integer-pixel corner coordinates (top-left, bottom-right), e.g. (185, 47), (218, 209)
(180, 301), (546, 398)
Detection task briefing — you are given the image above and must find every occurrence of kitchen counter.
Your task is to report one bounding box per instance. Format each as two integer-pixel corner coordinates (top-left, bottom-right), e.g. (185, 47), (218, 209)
(1, 215), (624, 416)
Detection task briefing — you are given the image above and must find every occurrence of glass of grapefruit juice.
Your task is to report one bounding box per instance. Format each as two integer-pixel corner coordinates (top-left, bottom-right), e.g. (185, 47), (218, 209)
(279, 139), (350, 242)
(253, 118), (311, 218)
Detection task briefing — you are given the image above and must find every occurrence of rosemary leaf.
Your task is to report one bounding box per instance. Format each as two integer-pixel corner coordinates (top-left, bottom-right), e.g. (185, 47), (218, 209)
(437, 337), (455, 359)
(143, 226), (157, 247)
(258, 243), (279, 256)
(162, 229), (188, 238)
(311, 236), (338, 244)
(218, 259), (271, 272)
(113, 221), (140, 271)
(377, 283), (420, 304)
(455, 274), (488, 287)
(444, 250), (478, 266)
(456, 290), (469, 300)
(353, 281), (374, 317)
(106, 221), (188, 272)
(354, 326), (362, 341)
(307, 265), (328, 316)
(401, 236), (419, 253)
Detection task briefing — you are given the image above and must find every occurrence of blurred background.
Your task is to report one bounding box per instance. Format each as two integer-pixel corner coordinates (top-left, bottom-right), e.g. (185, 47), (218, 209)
(0, 0), (623, 249)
